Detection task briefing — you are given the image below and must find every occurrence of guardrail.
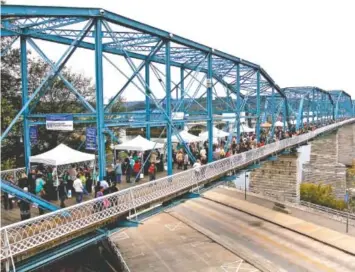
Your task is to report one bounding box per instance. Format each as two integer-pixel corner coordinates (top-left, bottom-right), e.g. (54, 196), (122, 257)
(1, 118), (354, 262)
(0, 168), (27, 184)
(299, 201), (355, 225)
(223, 186), (355, 227)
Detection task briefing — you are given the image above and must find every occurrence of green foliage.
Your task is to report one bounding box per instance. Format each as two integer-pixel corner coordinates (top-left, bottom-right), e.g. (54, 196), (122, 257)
(300, 183), (347, 211)
(0, 37), (123, 170)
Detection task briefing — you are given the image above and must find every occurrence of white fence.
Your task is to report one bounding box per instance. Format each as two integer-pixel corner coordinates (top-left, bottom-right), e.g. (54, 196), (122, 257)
(223, 186), (355, 226)
(1, 118), (354, 261)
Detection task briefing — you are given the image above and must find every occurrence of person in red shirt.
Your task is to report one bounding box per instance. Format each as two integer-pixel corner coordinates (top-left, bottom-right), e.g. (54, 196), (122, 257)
(133, 159), (142, 182)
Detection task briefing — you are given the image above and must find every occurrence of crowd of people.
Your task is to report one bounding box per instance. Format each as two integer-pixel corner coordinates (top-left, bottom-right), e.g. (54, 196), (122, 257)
(2, 119), (342, 221)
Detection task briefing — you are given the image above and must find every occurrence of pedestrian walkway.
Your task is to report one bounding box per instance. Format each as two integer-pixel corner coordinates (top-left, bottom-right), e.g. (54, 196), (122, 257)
(1, 168), (184, 226)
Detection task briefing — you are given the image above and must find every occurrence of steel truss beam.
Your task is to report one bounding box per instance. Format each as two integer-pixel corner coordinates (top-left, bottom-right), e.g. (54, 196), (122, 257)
(1, 4), (353, 181)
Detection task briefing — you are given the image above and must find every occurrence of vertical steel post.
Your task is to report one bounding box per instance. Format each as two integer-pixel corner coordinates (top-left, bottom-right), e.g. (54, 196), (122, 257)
(244, 171), (247, 200)
(283, 98), (287, 131)
(207, 53), (213, 162)
(271, 87), (275, 139)
(180, 68), (184, 113)
(20, 36), (30, 173)
(307, 94), (310, 126)
(296, 98), (305, 131)
(165, 41), (173, 175)
(145, 62), (151, 140)
(256, 70), (261, 143)
(95, 19), (106, 180)
(312, 89), (316, 124)
(236, 64), (241, 143)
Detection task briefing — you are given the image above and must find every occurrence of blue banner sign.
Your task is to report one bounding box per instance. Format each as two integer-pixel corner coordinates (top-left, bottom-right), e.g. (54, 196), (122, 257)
(86, 127), (97, 150)
(29, 126), (38, 144)
(46, 114), (73, 131)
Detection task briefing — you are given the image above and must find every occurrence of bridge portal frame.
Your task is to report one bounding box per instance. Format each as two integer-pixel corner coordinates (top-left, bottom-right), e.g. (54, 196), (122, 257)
(1, 5), (289, 179)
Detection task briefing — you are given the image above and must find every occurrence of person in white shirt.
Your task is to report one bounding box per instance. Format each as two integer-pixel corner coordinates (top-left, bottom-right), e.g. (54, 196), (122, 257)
(73, 175), (84, 203)
(193, 160), (201, 168)
(99, 179), (109, 190)
(193, 160), (202, 180)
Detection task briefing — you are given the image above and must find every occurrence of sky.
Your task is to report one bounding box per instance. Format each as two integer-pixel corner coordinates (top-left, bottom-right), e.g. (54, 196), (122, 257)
(6, 0), (355, 102)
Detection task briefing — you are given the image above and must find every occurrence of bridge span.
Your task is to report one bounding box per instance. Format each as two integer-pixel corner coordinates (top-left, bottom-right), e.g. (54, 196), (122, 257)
(1, 118), (354, 270)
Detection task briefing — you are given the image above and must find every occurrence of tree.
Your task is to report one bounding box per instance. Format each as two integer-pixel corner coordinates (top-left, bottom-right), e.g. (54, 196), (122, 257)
(1, 37), (113, 169)
(300, 183), (347, 211)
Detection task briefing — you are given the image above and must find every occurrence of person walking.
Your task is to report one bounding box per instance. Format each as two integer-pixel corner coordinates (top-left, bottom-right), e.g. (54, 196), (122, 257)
(114, 160), (123, 185)
(28, 169), (37, 194)
(18, 173), (29, 189)
(58, 179), (67, 208)
(133, 159), (142, 182)
(193, 159), (202, 181)
(85, 172), (93, 194)
(73, 174), (84, 203)
(123, 158), (132, 183)
(35, 173), (46, 215)
(148, 162), (157, 181)
(19, 187), (31, 220)
(183, 153), (189, 170)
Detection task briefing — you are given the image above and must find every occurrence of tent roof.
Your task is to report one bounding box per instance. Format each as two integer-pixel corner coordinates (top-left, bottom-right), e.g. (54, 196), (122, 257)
(167, 131), (201, 143)
(199, 127), (229, 140)
(114, 135), (164, 151)
(239, 125), (255, 133)
(30, 144), (95, 166)
(274, 121), (283, 127)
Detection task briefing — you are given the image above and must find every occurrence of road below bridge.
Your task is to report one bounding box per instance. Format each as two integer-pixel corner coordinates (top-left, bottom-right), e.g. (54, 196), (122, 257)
(110, 188), (355, 272)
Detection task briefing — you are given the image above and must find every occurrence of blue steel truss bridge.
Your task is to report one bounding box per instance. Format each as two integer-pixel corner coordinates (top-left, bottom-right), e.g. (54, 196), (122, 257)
(0, 4), (354, 271)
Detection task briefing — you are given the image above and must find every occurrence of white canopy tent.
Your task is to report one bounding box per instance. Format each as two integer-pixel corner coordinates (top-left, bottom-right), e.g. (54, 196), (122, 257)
(274, 121), (284, 127)
(167, 131), (201, 143)
(199, 127), (229, 141)
(239, 125), (255, 133)
(114, 135), (164, 151)
(30, 143), (95, 166)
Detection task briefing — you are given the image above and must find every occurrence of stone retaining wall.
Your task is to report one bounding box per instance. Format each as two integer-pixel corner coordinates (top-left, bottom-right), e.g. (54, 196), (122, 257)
(250, 154), (301, 203)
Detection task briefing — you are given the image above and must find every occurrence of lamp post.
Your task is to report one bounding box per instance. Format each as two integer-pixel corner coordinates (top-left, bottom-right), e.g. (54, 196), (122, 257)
(244, 171), (249, 200)
(345, 188), (351, 233)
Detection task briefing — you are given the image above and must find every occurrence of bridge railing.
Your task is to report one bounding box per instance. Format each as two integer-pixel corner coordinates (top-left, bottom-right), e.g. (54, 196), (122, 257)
(0, 118), (354, 261)
(0, 168), (27, 184)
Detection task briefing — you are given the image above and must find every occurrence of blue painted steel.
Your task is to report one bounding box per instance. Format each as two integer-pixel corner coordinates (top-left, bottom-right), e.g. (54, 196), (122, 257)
(247, 163), (261, 170)
(236, 64), (241, 143)
(20, 37), (31, 173)
(166, 42), (173, 175)
(296, 97), (305, 130)
(104, 40), (164, 112)
(256, 70), (261, 143)
(15, 232), (107, 272)
(27, 38), (96, 113)
(271, 88), (276, 138)
(0, 5), (289, 98)
(145, 62), (151, 140)
(104, 128), (120, 144)
(207, 53), (213, 162)
(0, 179), (58, 212)
(180, 68), (185, 112)
(0, 20), (93, 142)
(95, 19), (106, 180)
(283, 99), (287, 131)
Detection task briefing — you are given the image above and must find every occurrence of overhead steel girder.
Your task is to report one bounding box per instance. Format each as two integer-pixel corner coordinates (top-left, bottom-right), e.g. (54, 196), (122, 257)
(282, 87), (334, 127)
(1, 5), (286, 98)
(329, 90), (353, 119)
(2, 17), (88, 32)
(0, 19), (94, 142)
